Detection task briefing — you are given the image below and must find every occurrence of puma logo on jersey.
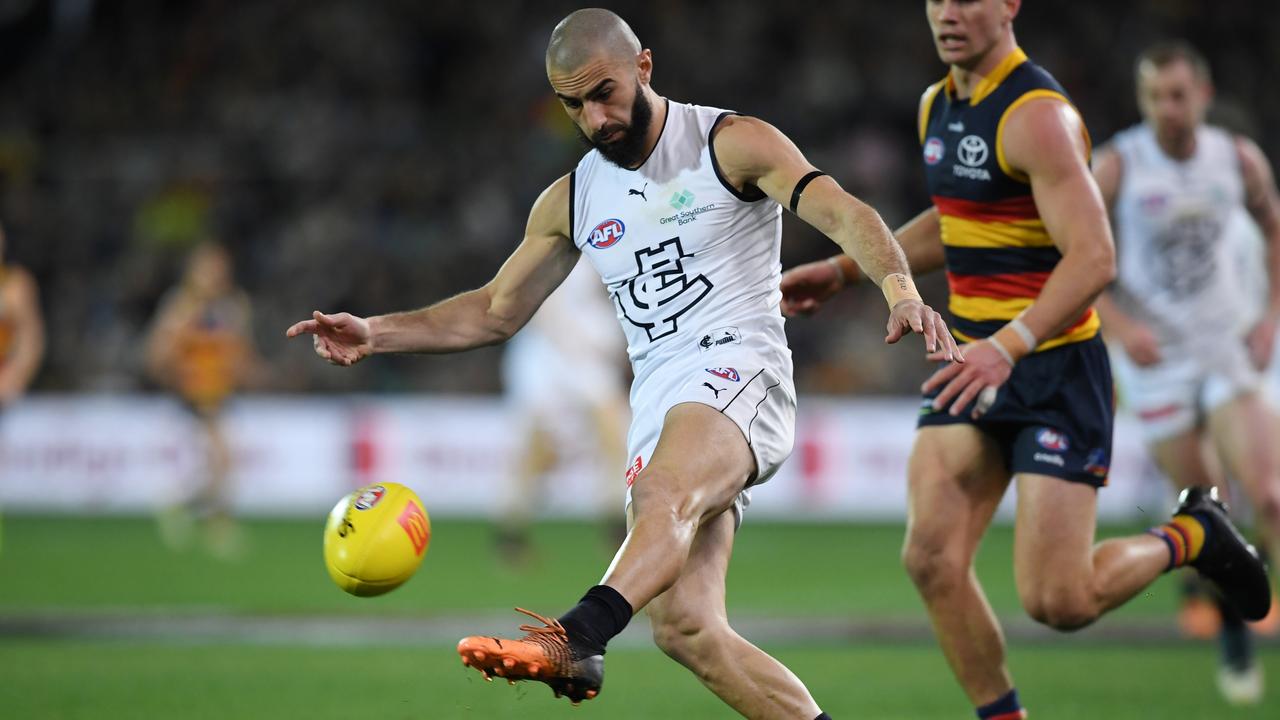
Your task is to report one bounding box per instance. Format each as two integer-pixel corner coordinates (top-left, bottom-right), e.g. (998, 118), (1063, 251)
(702, 382), (725, 398)
(948, 121), (964, 132)
(628, 183), (648, 201)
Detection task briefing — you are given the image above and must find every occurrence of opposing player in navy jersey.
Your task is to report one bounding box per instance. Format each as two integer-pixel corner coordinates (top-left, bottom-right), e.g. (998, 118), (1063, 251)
(1093, 42), (1280, 705)
(287, 8), (957, 717)
(780, 2), (1270, 718)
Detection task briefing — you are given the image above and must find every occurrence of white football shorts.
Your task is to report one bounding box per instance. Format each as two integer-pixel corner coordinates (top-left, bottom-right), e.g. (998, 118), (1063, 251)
(622, 356), (796, 528)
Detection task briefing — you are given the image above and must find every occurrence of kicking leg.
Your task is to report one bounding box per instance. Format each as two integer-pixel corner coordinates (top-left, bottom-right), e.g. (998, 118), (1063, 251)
(458, 402), (758, 703)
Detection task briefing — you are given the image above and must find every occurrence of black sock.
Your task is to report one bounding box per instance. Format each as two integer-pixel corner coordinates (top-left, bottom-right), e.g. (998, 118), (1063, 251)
(815, 713), (833, 720)
(1217, 594), (1254, 671)
(558, 585), (633, 656)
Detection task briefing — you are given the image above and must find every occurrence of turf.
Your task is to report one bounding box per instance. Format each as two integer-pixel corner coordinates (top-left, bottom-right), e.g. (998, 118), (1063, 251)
(0, 641), (1275, 719)
(0, 516), (1185, 617)
(1, 516), (1276, 718)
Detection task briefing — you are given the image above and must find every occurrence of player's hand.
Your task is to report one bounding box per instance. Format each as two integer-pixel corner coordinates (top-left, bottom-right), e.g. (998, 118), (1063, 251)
(286, 311), (373, 367)
(922, 340), (1012, 418)
(780, 259), (845, 317)
(1246, 313), (1279, 370)
(886, 299), (962, 362)
(1119, 322), (1162, 367)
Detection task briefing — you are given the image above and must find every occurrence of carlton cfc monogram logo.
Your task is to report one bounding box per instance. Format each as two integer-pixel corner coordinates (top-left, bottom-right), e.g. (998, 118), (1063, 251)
(588, 218), (626, 249)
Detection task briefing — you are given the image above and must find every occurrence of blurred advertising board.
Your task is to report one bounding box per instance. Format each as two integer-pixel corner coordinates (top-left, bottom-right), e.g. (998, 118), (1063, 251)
(0, 395), (1172, 521)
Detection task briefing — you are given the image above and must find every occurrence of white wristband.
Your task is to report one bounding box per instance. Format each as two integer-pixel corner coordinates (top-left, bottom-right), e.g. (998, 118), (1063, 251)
(987, 335), (1016, 366)
(1008, 317), (1037, 354)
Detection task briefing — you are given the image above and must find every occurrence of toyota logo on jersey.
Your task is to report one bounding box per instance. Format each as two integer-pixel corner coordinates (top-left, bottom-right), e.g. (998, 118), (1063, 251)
(923, 137), (945, 166)
(957, 135), (989, 167)
(588, 218), (626, 249)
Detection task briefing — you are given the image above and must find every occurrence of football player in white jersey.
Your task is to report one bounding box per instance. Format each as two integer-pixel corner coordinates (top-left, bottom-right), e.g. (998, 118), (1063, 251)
(1092, 41), (1280, 705)
(288, 8), (958, 717)
(497, 257), (629, 564)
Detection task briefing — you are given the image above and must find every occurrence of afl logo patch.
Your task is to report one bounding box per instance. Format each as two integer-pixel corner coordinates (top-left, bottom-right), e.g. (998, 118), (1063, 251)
(923, 137), (945, 166)
(353, 484), (386, 511)
(705, 367), (741, 382)
(588, 218), (626, 249)
(957, 135), (989, 167)
(1036, 428), (1069, 452)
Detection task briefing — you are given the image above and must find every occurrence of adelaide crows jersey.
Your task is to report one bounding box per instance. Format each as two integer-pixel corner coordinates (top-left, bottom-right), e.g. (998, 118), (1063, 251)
(919, 48), (1099, 351)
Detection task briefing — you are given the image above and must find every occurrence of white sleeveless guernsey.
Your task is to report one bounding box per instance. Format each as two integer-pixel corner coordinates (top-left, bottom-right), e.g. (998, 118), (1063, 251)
(1107, 123), (1264, 441)
(1111, 123), (1256, 343)
(569, 100), (796, 510)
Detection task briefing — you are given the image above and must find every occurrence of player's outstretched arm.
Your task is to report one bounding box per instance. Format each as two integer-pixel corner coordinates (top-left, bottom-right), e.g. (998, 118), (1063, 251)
(1238, 136), (1280, 368)
(286, 174), (580, 366)
(0, 267), (44, 404)
(712, 114), (958, 361)
(780, 207), (947, 317)
(780, 84), (949, 318)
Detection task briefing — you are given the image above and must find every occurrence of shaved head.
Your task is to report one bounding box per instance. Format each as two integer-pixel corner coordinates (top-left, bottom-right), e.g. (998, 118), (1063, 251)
(546, 8), (641, 75)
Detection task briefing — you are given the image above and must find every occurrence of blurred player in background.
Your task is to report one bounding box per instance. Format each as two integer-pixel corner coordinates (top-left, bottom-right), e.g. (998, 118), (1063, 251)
(497, 256), (629, 565)
(147, 242), (258, 559)
(780, 2), (1271, 718)
(1091, 41), (1280, 705)
(289, 8), (955, 716)
(0, 220), (46, 553)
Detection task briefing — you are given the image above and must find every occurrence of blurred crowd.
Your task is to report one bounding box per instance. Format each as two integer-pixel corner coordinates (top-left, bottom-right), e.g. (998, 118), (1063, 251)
(0, 0), (1276, 396)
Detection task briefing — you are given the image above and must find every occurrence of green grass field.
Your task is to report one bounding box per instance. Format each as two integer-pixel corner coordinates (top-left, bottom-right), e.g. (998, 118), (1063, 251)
(0, 516), (1276, 719)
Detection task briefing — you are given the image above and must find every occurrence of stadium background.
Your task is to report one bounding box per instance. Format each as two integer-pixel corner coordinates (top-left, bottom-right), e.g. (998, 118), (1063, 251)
(0, 1), (1278, 718)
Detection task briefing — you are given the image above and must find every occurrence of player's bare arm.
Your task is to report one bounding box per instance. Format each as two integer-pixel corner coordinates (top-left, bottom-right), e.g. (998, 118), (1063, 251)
(781, 207), (948, 316)
(712, 114), (959, 359)
(286, 174), (580, 366)
(1237, 135), (1280, 367)
(927, 97), (1115, 415)
(0, 266), (44, 403)
(1090, 147), (1162, 366)
(779, 84), (951, 316)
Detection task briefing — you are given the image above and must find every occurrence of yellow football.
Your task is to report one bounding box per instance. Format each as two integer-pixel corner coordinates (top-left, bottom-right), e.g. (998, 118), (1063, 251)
(323, 482), (431, 597)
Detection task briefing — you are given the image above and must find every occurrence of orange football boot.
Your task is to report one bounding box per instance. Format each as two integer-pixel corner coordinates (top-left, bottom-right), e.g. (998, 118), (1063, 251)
(457, 608), (604, 704)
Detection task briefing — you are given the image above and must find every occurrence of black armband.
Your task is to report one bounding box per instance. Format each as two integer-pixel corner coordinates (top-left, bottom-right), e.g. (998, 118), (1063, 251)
(789, 170), (828, 214)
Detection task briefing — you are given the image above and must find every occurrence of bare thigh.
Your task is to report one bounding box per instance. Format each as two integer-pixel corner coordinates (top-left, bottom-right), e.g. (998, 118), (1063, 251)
(905, 424), (1010, 566)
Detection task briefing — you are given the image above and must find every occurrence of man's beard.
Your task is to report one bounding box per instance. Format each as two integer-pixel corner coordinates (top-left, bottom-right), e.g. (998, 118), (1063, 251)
(577, 85), (654, 168)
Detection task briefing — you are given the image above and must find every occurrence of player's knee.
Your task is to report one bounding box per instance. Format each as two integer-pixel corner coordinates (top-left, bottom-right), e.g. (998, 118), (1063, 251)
(630, 467), (700, 525)
(901, 534), (969, 596)
(1022, 590), (1098, 632)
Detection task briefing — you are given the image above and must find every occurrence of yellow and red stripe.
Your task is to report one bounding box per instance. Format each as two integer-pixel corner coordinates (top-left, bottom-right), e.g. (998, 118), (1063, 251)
(935, 193), (1100, 350)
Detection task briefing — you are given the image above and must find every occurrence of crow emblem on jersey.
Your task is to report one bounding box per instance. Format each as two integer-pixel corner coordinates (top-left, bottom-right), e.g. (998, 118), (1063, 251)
(588, 218), (626, 249)
(615, 237), (713, 342)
